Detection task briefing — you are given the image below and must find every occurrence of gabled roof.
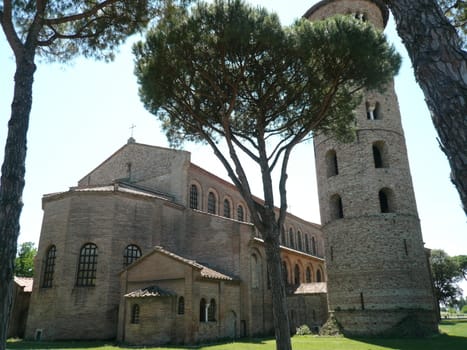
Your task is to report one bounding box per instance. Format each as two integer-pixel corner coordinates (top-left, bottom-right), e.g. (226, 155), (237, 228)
(125, 285), (176, 298)
(14, 277), (33, 292)
(124, 246), (237, 282)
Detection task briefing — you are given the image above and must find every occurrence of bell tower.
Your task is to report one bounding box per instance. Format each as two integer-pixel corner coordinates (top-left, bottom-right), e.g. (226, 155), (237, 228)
(305, 0), (438, 335)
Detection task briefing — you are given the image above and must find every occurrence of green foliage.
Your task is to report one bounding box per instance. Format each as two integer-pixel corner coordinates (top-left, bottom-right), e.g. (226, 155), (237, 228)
(296, 324), (312, 335)
(430, 249), (465, 306)
(1, 0), (192, 62)
(14, 242), (36, 277)
(438, 0), (466, 48)
(134, 0), (400, 149)
(462, 305), (467, 313)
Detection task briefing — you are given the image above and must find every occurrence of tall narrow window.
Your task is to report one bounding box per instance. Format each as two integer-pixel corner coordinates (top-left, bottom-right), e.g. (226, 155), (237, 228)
(207, 191), (217, 214)
(306, 267), (312, 283)
(289, 228), (294, 249)
(42, 245), (56, 288)
(123, 244), (141, 267)
(294, 264), (300, 285)
(311, 236), (316, 255)
(251, 254), (259, 289)
(76, 243), (98, 286)
(305, 234), (310, 253)
(223, 198), (231, 218)
(373, 145), (383, 168)
(189, 184), (199, 209)
(131, 304), (140, 324)
(317, 269), (322, 282)
(379, 188), (395, 213)
(237, 205), (245, 221)
(330, 194), (344, 220)
(366, 101), (381, 120)
(178, 296), (185, 315)
(208, 299), (216, 321)
(372, 141), (388, 168)
(200, 298), (207, 322)
(325, 150), (339, 177)
(297, 231), (303, 251)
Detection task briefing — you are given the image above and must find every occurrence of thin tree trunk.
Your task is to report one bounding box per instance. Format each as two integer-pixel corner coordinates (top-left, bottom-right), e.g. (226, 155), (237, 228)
(384, 0), (467, 215)
(0, 55), (36, 349)
(263, 227), (292, 350)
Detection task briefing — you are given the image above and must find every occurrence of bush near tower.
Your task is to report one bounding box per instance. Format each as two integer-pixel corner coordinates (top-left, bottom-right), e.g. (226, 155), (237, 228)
(134, 1), (401, 349)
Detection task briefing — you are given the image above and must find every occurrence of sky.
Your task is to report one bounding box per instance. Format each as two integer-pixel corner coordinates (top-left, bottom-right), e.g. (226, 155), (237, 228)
(0, 1), (465, 267)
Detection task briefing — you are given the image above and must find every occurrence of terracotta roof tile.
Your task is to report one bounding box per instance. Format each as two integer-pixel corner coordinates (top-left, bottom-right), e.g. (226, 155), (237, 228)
(153, 246), (236, 281)
(294, 282), (327, 294)
(125, 285), (176, 298)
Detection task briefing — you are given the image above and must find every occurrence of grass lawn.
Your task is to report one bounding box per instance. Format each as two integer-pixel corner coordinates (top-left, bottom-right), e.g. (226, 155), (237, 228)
(7, 319), (467, 350)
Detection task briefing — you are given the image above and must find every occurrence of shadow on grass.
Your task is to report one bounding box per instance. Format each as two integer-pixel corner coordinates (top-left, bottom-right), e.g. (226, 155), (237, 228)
(349, 334), (467, 350)
(348, 322), (467, 350)
(6, 340), (114, 349)
(7, 337), (270, 350)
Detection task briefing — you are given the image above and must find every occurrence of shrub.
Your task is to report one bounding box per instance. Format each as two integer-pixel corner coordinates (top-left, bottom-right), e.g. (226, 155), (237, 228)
(461, 305), (467, 314)
(296, 324), (312, 335)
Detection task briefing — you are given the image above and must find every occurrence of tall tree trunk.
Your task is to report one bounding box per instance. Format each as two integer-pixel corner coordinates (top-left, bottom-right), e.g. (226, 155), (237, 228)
(384, 0), (467, 215)
(263, 227), (292, 350)
(0, 54), (36, 349)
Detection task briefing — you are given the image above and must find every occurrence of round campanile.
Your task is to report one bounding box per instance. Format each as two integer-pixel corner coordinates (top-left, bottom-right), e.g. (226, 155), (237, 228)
(305, 0), (438, 336)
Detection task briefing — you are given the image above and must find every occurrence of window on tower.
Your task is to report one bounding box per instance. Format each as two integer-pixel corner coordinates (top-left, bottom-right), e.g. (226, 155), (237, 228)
(366, 101), (381, 120)
(379, 188), (395, 213)
(372, 141), (388, 168)
(330, 194), (344, 220)
(325, 150), (339, 177)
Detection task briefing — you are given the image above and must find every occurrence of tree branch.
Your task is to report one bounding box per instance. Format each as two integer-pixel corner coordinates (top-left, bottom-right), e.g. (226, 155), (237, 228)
(0, 0), (24, 58)
(43, 0), (119, 26)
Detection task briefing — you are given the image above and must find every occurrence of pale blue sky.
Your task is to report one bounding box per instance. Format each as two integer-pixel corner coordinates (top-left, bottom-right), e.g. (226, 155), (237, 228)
(0, 0), (465, 265)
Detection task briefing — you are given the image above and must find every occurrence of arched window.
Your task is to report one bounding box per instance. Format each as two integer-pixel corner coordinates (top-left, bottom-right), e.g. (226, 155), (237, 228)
(208, 299), (216, 321)
(282, 261), (288, 285)
(294, 264), (300, 285)
(366, 101), (381, 120)
(306, 267), (312, 283)
(288, 228), (294, 249)
(123, 244), (142, 267)
(325, 150), (339, 177)
(330, 194), (344, 220)
(223, 198), (231, 218)
(305, 234), (310, 253)
(311, 236), (316, 255)
(373, 145), (383, 168)
(317, 269), (323, 282)
(42, 245), (56, 288)
(189, 184), (199, 209)
(372, 141), (388, 168)
(379, 188), (395, 213)
(207, 191), (217, 214)
(280, 226), (286, 245)
(131, 304), (140, 324)
(200, 298), (207, 322)
(237, 204), (245, 221)
(297, 231), (303, 251)
(76, 243), (98, 286)
(251, 254), (260, 289)
(178, 296), (185, 315)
